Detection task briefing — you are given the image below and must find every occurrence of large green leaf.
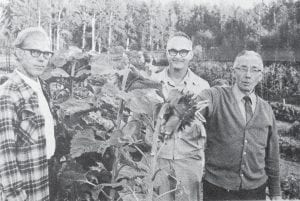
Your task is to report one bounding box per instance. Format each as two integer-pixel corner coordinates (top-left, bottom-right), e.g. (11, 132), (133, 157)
(50, 68), (70, 78)
(59, 98), (94, 116)
(107, 130), (124, 146)
(121, 120), (142, 143)
(98, 83), (124, 108)
(57, 161), (87, 191)
(118, 193), (147, 201)
(70, 129), (110, 158)
(50, 46), (89, 68)
(81, 111), (115, 131)
(58, 170), (87, 191)
(118, 148), (149, 175)
(122, 89), (164, 116)
(50, 53), (68, 68)
(123, 67), (162, 92)
(90, 54), (125, 75)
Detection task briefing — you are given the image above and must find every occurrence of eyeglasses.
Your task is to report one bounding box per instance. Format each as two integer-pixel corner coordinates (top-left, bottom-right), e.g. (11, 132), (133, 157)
(168, 49), (191, 57)
(21, 48), (53, 59)
(235, 66), (262, 74)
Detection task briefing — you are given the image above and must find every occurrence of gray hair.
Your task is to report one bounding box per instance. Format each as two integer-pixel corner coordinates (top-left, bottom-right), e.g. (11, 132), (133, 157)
(168, 31), (191, 41)
(167, 31), (193, 50)
(233, 50), (263, 69)
(14, 27), (49, 48)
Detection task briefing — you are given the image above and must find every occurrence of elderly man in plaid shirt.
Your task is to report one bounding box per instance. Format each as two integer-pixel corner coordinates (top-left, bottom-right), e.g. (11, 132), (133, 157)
(0, 27), (55, 201)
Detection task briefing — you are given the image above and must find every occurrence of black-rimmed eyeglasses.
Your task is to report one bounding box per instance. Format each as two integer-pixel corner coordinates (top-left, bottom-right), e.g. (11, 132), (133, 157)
(21, 48), (53, 59)
(167, 49), (191, 57)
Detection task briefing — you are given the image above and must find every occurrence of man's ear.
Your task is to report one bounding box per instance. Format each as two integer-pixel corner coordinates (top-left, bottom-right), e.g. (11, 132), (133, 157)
(258, 72), (263, 82)
(190, 50), (194, 59)
(232, 68), (237, 81)
(15, 48), (24, 59)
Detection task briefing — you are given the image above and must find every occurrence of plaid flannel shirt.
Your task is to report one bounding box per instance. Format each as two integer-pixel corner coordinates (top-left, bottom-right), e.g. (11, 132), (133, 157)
(0, 72), (49, 201)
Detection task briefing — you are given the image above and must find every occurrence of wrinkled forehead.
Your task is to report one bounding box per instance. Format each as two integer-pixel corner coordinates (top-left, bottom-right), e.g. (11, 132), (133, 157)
(234, 54), (263, 70)
(166, 36), (192, 50)
(22, 32), (51, 52)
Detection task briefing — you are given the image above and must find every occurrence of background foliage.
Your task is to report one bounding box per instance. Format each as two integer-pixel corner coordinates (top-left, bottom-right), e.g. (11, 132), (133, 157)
(1, 0), (300, 62)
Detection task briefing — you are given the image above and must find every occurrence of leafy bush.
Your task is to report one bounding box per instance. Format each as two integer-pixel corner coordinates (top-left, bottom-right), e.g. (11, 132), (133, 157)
(271, 102), (300, 122)
(46, 50), (208, 201)
(281, 175), (300, 199)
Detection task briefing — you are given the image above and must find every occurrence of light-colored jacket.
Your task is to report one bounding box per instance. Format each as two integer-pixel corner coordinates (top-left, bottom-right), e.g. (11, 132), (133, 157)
(151, 67), (210, 159)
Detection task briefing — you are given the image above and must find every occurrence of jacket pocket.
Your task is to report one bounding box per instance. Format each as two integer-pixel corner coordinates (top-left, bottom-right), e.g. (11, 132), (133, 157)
(17, 108), (45, 145)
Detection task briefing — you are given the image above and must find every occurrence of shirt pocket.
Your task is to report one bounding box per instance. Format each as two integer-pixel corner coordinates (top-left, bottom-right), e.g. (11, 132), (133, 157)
(179, 125), (203, 147)
(18, 108), (45, 145)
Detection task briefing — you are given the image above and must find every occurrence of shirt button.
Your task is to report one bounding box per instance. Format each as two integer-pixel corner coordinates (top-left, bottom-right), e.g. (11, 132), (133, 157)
(245, 140), (248, 143)
(243, 152), (246, 155)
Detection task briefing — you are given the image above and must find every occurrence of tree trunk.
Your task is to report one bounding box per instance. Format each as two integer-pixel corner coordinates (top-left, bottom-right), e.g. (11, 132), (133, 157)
(149, 16), (153, 51)
(141, 31), (146, 50)
(57, 8), (63, 50)
(82, 22), (86, 50)
(37, 0), (41, 27)
(91, 12), (96, 51)
(126, 38), (129, 51)
(56, 24), (60, 50)
(108, 12), (113, 51)
(97, 38), (101, 53)
(49, 0), (52, 50)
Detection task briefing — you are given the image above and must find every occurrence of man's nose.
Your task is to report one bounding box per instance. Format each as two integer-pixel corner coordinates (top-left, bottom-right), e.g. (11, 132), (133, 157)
(174, 52), (182, 59)
(37, 54), (47, 61)
(245, 68), (252, 78)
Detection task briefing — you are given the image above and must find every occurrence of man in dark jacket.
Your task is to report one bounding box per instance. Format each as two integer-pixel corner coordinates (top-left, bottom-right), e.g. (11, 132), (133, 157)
(198, 50), (281, 200)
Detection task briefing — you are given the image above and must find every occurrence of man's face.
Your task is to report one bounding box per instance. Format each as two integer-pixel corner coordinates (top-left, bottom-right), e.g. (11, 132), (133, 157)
(166, 36), (193, 71)
(233, 54), (263, 94)
(17, 33), (52, 79)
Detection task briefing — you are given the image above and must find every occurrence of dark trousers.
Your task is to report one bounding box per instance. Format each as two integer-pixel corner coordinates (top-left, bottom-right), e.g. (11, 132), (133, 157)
(203, 180), (267, 201)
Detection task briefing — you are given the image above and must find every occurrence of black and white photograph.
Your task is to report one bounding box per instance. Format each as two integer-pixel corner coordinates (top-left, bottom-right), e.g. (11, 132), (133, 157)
(0, 0), (300, 200)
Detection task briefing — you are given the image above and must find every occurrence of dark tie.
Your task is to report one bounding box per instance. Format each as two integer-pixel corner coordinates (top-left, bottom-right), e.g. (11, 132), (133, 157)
(243, 96), (253, 122)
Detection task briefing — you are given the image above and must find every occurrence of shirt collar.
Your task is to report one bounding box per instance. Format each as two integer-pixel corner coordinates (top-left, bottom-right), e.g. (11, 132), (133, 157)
(232, 84), (256, 104)
(164, 67), (193, 86)
(16, 69), (42, 93)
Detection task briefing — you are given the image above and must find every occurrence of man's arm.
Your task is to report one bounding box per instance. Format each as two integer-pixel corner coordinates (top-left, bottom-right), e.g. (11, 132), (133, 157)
(195, 88), (215, 120)
(0, 95), (27, 201)
(265, 110), (281, 198)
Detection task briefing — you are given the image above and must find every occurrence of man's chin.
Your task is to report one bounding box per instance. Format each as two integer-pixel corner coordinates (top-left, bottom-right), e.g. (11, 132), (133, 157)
(171, 64), (186, 70)
(31, 71), (45, 78)
(240, 87), (253, 94)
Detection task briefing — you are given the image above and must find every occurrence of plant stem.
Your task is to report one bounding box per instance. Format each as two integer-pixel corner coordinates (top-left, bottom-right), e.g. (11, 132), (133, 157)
(109, 68), (130, 200)
(109, 100), (124, 200)
(146, 115), (163, 201)
(155, 173), (179, 200)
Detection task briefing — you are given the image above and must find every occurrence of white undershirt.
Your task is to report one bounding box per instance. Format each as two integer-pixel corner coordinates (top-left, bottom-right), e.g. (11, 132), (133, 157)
(232, 84), (257, 123)
(16, 70), (56, 159)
